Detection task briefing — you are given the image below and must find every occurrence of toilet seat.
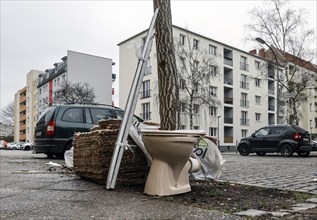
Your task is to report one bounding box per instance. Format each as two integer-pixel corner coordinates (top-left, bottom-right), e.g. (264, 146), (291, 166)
(141, 129), (205, 137)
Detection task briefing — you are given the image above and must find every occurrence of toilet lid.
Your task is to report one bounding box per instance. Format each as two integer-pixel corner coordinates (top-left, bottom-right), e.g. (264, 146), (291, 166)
(141, 129), (206, 137)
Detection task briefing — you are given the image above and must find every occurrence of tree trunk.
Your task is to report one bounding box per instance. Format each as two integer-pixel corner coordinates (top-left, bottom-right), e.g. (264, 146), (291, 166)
(153, 0), (178, 130)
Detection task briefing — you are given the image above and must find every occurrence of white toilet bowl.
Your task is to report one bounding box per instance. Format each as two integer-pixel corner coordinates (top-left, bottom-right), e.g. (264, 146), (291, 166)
(141, 129), (205, 196)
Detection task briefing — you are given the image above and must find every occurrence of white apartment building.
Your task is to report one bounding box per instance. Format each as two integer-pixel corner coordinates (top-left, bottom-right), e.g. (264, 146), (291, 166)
(38, 50), (114, 116)
(119, 26), (282, 149)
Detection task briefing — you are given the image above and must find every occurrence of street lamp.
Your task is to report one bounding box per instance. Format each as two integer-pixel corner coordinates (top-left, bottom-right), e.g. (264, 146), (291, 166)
(217, 115), (221, 149)
(255, 37), (280, 124)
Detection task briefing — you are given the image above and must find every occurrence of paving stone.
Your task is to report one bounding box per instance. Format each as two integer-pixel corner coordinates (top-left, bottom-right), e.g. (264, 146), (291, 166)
(307, 198), (317, 203)
(268, 211), (291, 217)
(234, 209), (268, 217)
(291, 203), (317, 211)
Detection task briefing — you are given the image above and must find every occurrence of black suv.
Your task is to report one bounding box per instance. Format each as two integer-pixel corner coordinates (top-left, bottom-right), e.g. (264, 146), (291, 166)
(237, 124), (311, 157)
(34, 104), (142, 158)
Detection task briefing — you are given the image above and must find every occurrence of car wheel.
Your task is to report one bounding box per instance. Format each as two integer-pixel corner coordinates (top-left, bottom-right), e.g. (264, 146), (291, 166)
(12, 147), (17, 150)
(280, 144), (293, 157)
(24, 145), (31, 151)
(238, 144), (249, 156)
(297, 151), (310, 157)
(256, 152), (266, 156)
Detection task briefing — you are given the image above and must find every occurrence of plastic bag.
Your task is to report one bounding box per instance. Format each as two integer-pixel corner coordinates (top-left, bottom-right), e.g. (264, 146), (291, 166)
(64, 147), (73, 168)
(191, 138), (226, 180)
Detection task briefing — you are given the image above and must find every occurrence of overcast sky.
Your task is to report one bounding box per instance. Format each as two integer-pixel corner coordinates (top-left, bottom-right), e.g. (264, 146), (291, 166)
(1, 0), (316, 109)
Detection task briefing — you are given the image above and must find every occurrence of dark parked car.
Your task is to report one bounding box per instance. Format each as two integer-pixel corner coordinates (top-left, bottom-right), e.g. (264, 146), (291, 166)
(34, 104), (143, 158)
(237, 124), (311, 157)
(311, 140), (317, 151)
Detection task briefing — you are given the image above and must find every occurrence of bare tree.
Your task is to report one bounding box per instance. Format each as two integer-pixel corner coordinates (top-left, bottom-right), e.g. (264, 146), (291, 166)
(54, 81), (96, 104)
(174, 33), (221, 129)
(153, 0), (178, 130)
(1, 101), (15, 124)
(246, 0), (317, 125)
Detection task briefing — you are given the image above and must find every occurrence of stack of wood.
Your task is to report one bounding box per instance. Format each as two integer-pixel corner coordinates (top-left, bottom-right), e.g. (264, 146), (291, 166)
(73, 119), (149, 185)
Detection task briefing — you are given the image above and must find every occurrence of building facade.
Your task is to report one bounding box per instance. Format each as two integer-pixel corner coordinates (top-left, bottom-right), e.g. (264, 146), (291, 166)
(38, 50), (114, 116)
(118, 26), (317, 149)
(119, 26), (283, 149)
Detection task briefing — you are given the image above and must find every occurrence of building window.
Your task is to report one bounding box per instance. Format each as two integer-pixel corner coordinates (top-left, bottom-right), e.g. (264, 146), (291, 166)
(193, 39), (199, 50)
(181, 102), (186, 113)
(179, 34), (185, 46)
(209, 86), (217, 97)
(193, 104), (200, 114)
(180, 79), (186, 90)
(142, 80), (151, 98)
(255, 60), (260, 70)
(240, 74), (249, 89)
(255, 78), (261, 87)
(240, 56), (248, 71)
(181, 125), (186, 129)
(194, 60), (199, 71)
(241, 111), (249, 125)
(180, 57), (186, 69)
(255, 95), (261, 105)
(209, 45), (217, 55)
(141, 102), (151, 120)
(209, 65), (217, 76)
(255, 113), (261, 122)
(193, 126), (200, 130)
(62, 74), (66, 82)
(209, 106), (217, 116)
(241, 129), (248, 137)
(209, 127), (217, 136)
(240, 93), (248, 107)
(193, 83), (199, 93)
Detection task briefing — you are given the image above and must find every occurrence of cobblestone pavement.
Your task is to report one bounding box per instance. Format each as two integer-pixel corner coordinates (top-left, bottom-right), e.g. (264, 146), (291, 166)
(218, 151), (317, 194)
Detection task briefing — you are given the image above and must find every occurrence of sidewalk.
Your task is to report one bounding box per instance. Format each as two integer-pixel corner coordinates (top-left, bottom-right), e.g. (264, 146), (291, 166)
(0, 150), (242, 220)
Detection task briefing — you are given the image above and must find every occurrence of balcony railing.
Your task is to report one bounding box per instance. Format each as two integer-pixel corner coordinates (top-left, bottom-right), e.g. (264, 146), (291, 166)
(224, 117), (233, 124)
(140, 112), (151, 121)
(224, 57), (233, 66)
(145, 66), (152, 75)
(224, 77), (233, 85)
(268, 105), (275, 111)
(140, 89), (151, 99)
(240, 118), (250, 126)
(240, 81), (249, 90)
(224, 136), (233, 143)
(224, 96), (233, 104)
(240, 100), (249, 107)
(268, 89), (275, 95)
(240, 62), (249, 71)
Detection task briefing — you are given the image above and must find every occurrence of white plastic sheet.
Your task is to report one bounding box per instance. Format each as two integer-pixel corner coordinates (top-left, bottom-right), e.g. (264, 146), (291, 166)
(191, 138), (226, 180)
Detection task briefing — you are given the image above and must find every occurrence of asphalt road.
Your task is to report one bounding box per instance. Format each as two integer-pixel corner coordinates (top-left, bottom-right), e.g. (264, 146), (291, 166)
(1, 150), (316, 219)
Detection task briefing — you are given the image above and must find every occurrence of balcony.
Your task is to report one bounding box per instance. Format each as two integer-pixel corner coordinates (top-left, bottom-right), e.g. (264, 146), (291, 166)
(140, 89), (151, 99)
(240, 118), (250, 126)
(240, 62), (249, 71)
(224, 57), (233, 66)
(224, 136), (233, 143)
(224, 117), (233, 124)
(240, 100), (249, 108)
(268, 89), (275, 95)
(240, 81), (249, 90)
(224, 77), (233, 85)
(268, 105), (275, 111)
(224, 96), (233, 104)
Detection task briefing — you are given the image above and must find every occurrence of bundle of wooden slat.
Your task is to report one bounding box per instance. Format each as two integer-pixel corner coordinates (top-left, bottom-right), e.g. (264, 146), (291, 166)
(73, 119), (149, 185)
